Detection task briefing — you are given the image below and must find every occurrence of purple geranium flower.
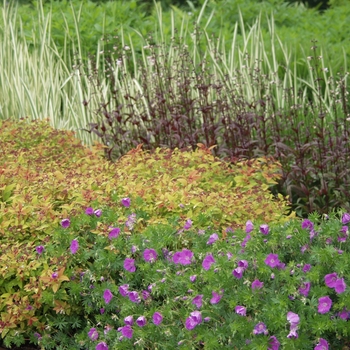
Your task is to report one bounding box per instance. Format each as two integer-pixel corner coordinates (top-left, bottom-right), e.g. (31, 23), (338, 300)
(235, 305), (246, 316)
(118, 325), (133, 339)
(287, 312), (300, 326)
(287, 324), (298, 339)
(121, 197), (131, 207)
(184, 219), (192, 230)
(85, 207), (94, 215)
(252, 279), (264, 290)
(241, 233), (251, 248)
(108, 227), (120, 239)
(52, 272), (58, 279)
(334, 278), (346, 294)
(260, 224), (269, 235)
(103, 289), (113, 304)
(88, 328), (99, 341)
(265, 254), (280, 268)
(245, 220), (254, 233)
(143, 248), (158, 263)
(202, 254), (216, 270)
(192, 295), (203, 308)
(153, 312), (163, 325)
(136, 316), (147, 327)
(61, 218), (70, 228)
(173, 249), (194, 265)
(94, 209), (102, 217)
(142, 290), (150, 301)
(299, 282), (311, 297)
(238, 260), (248, 270)
(70, 239), (79, 254)
(268, 335), (280, 350)
(338, 308), (350, 320)
(36, 245), (44, 254)
(124, 316), (133, 326)
(342, 213), (350, 224)
(303, 264), (311, 273)
(318, 296), (332, 314)
(253, 322), (268, 335)
(314, 338), (329, 350)
(324, 272), (338, 288)
(124, 258), (136, 272)
(210, 290), (223, 304)
(233, 267), (244, 279)
(207, 233), (219, 245)
(119, 284), (129, 297)
(190, 275), (197, 282)
(128, 291), (141, 304)
(301, 244), (308, 254)
(185, 311), (202, 330)
(301, 219), (314, 230)
(96, 342), (108, 350)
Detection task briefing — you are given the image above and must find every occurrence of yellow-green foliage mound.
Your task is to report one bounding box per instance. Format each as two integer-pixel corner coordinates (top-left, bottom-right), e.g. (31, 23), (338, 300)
(0, 118), (293, 241)
(0, 119), (293, 335)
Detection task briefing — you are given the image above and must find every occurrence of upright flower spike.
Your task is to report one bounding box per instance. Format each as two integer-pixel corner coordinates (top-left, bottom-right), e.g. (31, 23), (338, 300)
(70, 239), (79, 254)
(103, 289), (113, 304)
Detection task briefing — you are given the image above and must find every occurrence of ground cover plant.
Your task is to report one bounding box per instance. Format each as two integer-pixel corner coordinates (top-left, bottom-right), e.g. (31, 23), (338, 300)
(1, 200), (349, 349)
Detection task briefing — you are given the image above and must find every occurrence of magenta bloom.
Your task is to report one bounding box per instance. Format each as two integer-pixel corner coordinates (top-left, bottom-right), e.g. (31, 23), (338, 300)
(118, 325), (133, 339)
(252, 279), (264, 290)
(103, 289), (113, 304)
(185, 311), (202, 330)
(241, 233), (251, 248)
(190, 275), (197, 282)
(70, 239), (79, 254)
(124, 258), (136, 272)
(142, 290), (150, 301)
(287, 312), (300, 326)
(108, 227), (120, 239)
(184, 219), (192, 230)
(124, 315), (133, 326)
(88, 328), (99, 341)
(192, 295), (203, 308)
(301, 219), (314, 230)
(314, 338), (329, 350)
(210, 291), (223, 304)
(136, 316), (147, 327)
(253, 322), (268, 335)
(35, 245), (44, 254)
(128, 291), (141, 304)
(153, 312), (163, 325)
(51, 272), (58, 279)
(260, 224), (269, 235)
(268, 335), (280, 350)
(121, 197), (131, 207)
(233, 267), (244, 279)
(119, 284), (129, 297)
(202, 254), (216, 270)
(324, 272), (338, 288)
(342, 212), (350, 224)
(334, 278), (346, 294)
(96, 342), (108, 350)
(265, 254), (280, 268)
(287, 324), (298, 339)
(318, 296), (332, 314)
(85, 207), (94, 215)
(238, 260), (249, 270)
(143, 248), (158, 262)
(245, 220), (254, 233)
(94, 209), (102, 217)
(338, 308), (350, 320)
(299, 282), (311, 297)
(303, 264), (311, 273)
(61, 218), (70, 228)
(207, 233), (219, 245)
(173, 249), (194, 265)
(235, 305), (246, 316)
